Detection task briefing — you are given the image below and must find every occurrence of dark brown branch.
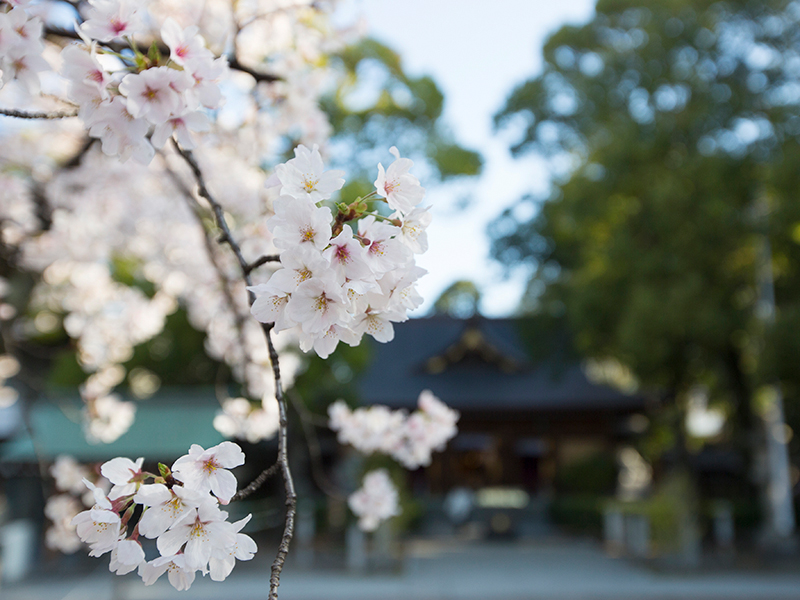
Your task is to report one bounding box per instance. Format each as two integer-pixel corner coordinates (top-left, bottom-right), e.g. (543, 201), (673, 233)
(231, 461), (281, 501)
(173, 141), (296, 600)
(63, 137), (97, 170)
(245, 254), (280, 274)
(0, 107), (78, 119)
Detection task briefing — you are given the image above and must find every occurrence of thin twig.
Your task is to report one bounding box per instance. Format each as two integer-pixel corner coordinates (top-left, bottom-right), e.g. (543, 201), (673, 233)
(0, 107), (78, 119)
(172, 140), (296, 600)
(245, 254), (280, 274)
(231, 461), (281, 501)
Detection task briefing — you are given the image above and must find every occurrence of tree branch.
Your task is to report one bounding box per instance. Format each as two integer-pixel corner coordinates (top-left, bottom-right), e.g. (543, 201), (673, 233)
(245, 254), (280, 274)
(0, 107), (78, 119)
(172, 140), (296, 600)
(231, 461), (280, 501)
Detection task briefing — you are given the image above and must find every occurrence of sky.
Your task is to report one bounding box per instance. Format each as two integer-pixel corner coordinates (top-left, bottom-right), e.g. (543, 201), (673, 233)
(344, 0), (597, 316)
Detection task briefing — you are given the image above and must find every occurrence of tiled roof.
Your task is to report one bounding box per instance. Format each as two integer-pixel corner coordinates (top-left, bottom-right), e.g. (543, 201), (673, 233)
(357, 315), (646, 412)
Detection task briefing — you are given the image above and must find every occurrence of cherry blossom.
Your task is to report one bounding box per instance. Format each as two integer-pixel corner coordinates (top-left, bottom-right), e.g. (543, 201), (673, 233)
(348, 469), (400, 532)
(274, 144), (345, 202)
(208, 514), (258, 581)
(80, 0), (144, 42)
(119, 67), (185, 125)
(250, 145), (433, 359)
(139, 554), (196, 590)
(328, 390), (459, 471)
(374, 147), (426, 215)
(156, 500), (236, 571)
(171, 441), (245, 503)
(160, 18), (212, 71)
(101, 456), (144, 499)
(51, 455), (91, 495)
(71, 480), (122, 557)
(134, 484), (204, 539)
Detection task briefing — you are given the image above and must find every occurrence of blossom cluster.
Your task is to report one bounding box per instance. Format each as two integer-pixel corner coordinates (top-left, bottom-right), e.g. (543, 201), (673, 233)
(0, 0), (347, 443)
(329, 390), (459, 469)
(347, 469), (400, 532)
(45, 455), (101, 553)
(0, 3), (48, 94)
(62, 0), (228, 164)
(330, 390), (458, 532)
(249, 144), (432, 358)
(69, 442), (256, 591)
(62, 2), (227, 163)
(213, 395), (280, 443)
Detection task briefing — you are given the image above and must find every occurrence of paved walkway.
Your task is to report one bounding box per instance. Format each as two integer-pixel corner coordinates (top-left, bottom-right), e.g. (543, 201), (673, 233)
(4, 537), (800, 600)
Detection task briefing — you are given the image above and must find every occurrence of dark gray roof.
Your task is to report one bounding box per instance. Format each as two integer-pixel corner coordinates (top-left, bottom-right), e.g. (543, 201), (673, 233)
(357, 316), (646, 413)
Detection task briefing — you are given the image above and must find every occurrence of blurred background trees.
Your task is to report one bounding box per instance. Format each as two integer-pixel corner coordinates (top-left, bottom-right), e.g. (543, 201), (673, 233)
(492, 0), (800, 540)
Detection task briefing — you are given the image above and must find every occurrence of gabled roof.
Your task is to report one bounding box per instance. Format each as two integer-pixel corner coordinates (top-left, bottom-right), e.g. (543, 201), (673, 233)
(357, 315), (646, 413)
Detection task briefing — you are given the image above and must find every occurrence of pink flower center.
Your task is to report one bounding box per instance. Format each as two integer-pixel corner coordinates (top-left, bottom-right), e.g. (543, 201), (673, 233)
(110, 18), (128, 35)
(335, 245), (350, 264)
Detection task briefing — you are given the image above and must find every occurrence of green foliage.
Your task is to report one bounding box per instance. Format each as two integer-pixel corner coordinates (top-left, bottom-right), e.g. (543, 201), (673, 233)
(324, 38), (482, 183)
(550, 494), (605, 534)
(554, 451), (617, 495)
(492, 0), (800, 455)
(433, 280), (481, 318)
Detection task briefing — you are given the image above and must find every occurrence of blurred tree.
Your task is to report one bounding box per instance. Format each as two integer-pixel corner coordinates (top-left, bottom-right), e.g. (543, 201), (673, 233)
(492, 0), (800, 531)
(322, 38), (483, 201)
(433, 280), (482, 319)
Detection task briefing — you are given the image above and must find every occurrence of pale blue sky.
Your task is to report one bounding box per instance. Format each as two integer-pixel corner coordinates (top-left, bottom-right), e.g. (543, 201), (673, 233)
(347, 0), (597, 316)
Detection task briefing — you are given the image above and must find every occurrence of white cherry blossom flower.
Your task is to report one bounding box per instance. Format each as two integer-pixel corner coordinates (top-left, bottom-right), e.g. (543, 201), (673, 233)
(71, 479), (121, 556)
(156, 501), (236, 571)
(322, 226), (372, 283)
(394, 206), (432, 254)
(358, 215), (411, 274)
(139, 554), (196, 591)
(134, 484), (206, 539)
(80, 0), (143, 42)
(87, 96), (155, 164)
(269, 196), (333, 251)
(119, 67), (183, 125)
(151, 111), (210, 150)
(275, 144), (345, 202)
(208, 514), (257, 581)
(248, 282), (295, 332)
(269, 244), (329, 293)
(62, 43), (111, 104)
(286, 277), (349, 336)
(374, 147), (425, 215)
(109, 539), (145, 575)
(171, 441), (245, 503)
(101, 456), (144, 499)
(161, 18), (213, 72)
